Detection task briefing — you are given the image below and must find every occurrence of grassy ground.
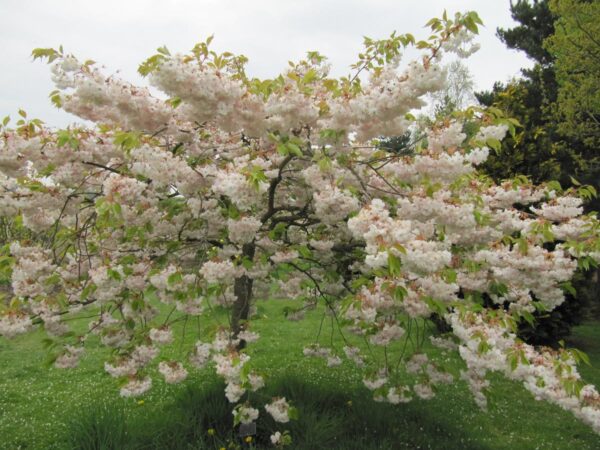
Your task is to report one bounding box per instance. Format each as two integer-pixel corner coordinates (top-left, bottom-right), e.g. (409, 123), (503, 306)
(0, 300), (599, 449)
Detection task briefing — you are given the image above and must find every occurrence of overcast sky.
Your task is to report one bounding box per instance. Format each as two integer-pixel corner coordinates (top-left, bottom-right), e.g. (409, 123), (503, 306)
(0, 0), (533, 128)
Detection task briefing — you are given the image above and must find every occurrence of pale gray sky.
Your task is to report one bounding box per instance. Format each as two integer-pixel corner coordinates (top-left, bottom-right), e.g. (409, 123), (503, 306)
(0, 0), (532, 128)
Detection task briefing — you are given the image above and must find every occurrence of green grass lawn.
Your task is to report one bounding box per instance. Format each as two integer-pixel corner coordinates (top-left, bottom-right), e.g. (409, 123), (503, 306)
(0, 300), (599, 449)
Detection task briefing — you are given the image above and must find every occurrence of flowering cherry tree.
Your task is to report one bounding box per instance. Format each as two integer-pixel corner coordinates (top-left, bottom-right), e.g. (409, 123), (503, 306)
(1, 11), (600, 437)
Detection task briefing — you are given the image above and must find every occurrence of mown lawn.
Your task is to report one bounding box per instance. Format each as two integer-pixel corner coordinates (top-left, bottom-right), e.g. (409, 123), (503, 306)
(0, 300), (599, 449)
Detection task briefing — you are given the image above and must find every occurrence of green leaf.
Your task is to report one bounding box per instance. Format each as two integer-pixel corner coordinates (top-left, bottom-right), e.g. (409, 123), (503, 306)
(138, 54), (167, 76)
(113, 130), (142, 151)
(31, 47), (60, 63)
(167, 272), (183, 286)
(393, 285), (407, 302)
(486, 138), (501, 153)
(50, 92), (63, 108)
(286, 142), (303, 157)
(521, 310), (535, 327)
(387, 252), (402, 276)
(38, 164), (56, 177)
(156, 45), (171, 56)
(107, 268), (122, 281)
(227, 203), (240, 220)
(112, 203), (122, 215)
(276, 143), (289, 156)
(516, 237), (529, 255)
(561, 281), (577, 297)
(441, 268), (457, 283)
(288, 406), (299, 420)
(572, 348), (591, 366)
(477, 340), (490, 354)
(168, 97), (182, 108)
(489, 281), (508, 297)
(424, 296), (447, 315)
(297, 245), (312, 259)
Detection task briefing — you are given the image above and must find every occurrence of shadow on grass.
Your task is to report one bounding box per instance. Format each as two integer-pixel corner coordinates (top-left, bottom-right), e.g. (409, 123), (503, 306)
(65, 375), (487, 450)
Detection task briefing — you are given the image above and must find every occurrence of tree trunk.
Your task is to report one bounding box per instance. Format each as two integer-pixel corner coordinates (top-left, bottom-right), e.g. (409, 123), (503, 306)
(231, 242), (255, 349)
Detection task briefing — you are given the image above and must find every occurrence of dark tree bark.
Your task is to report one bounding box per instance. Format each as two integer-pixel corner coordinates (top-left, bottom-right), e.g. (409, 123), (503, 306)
(231, 242), (256, 349)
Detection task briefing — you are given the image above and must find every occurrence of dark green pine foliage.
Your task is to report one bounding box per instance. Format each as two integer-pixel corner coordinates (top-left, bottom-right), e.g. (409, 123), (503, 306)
(376, 131), (414, 157)
(476, 0), (576, 189)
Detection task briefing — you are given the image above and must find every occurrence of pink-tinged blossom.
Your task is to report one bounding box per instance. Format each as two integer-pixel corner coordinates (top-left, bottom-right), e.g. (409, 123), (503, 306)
(158, 361), (188, 384)
(387, 386), (412, 404)
(54, 345), (85, 369)
(265, 397), (291, 423)
(189, 342), (212, 369)
(104, 359), (138, 378)
(363, 375), (388, 391)
(248, 373), (265, 391)
(313, 187), (359, 224)
(131, 345), (159, 366)
(0, 313), (33, 338)
(414, 383), (435, 400)
(271, 431), (282, 445)
(530, 196), (583, 222)
(369, 322), (405, 346)
(271, 250), (299, 264)
(225, 382), (246, 403)
(149, 327), (174, 345)
(120, 377), (152, 397)
(343, 346), (366, 368)
(475, 124), (509, 142)
(227, 217), (262, 244)
(234, 404), (259, 425)
(199, 260), (239, 284)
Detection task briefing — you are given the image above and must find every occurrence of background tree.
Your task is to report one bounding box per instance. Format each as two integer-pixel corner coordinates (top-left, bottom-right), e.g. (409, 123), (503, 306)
(545, 0), (600, 163)
(478, 0), (599, 199)
(429, 60), (478, 117)
(476, 0), (568, 186)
